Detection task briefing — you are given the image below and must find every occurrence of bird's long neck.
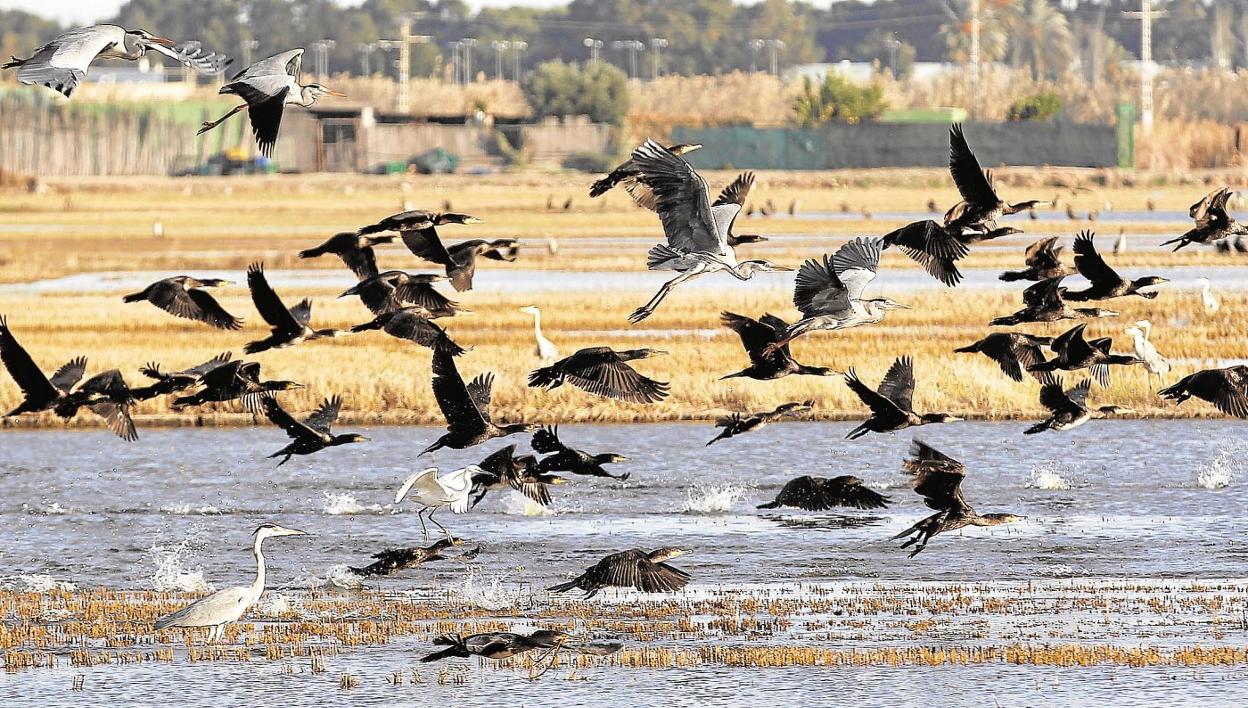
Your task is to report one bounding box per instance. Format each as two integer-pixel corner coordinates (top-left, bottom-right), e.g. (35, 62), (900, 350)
(530, 311), (544, 340)
(250, 534), (268, 600)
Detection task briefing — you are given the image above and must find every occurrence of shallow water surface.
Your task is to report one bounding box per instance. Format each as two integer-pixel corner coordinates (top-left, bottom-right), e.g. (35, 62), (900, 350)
(2, 420), (1247, 705)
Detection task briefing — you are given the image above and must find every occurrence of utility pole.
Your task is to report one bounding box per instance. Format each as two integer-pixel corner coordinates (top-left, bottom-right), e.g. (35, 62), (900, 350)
(1124, 0), (1165, 135)
(512, 40), (528, 81)
(969, 0), (981, 117)
(377, 13), (431, 114)
(650, 37), (668, 79)
(492, 40), (510, 80)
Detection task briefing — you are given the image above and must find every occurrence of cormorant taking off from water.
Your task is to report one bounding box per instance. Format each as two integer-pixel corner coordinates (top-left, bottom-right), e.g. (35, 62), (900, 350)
(1025, 374), (1132, 434)
(245, 263), (343, 354)
(298, 232), (395, 279)
(0, 315), (86, 417)
(893, 440), (1023, 557)
(999, 236), (1071, 282)
(196, 49), (344, 157)
(339, 271), (463, 318)
(420, 630), (572, 663)
(953, 332), (1051, 383)
(55, 369), (139, 441)
(350, 307), (467, 356)
(349, 537), (463, 578)
(624, 140), (791, 323)
(549, 548), (691, 599)
(720, 311), (838, 381)
(1064, 231), (1168, 301)
(469, 444), (564, 508)
(1162, 187), (1248, 251)
(1027, 323), (1140, 386)
(706, 401), (813, 446)
(528, 346), (670, 403)
(423, 348), (537, 455)
(154, 524), (308, 643)
(171, 360), (303, 411)
(757, 475), (889, 511)
(131, 352), (233, 401)
(588, 142), (701, 201)
(3, 26), (227, 98)
(943, 124), (1045, 232)
(844, 357), (962, 439)
(989, 276), (1117, 326)
(532, 425), (630, 480)
(1159, 365), (1248, 417)
(258, 393), (367, 466)
(764, 237), (908, 355)
(123, 276), (242, 330)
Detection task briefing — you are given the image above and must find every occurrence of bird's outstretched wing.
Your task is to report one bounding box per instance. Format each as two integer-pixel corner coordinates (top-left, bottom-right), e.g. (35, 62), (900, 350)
(259, 393), (319, 440)
(1036, 374), (1081, 416)
(902, 439), (967, 511)
(247, 263), (301, 332)
(231, 48), (303, 81)
(713, 171), (754, 207)
(1025, 236), (1063, 270)
(305, 395), (342, 434)
(1071, 231), (1120, 289)
(146, 41), (232, 76)
(49, 356), (88, 393)
(401, 227), (456, 268)
(948, 124), (1000, 207)
(560, 347), (669, 404)
(876, 356), (916, 412)
(13, 26), (117, 97)
(629, 139), (723, 255)
(431, 349), (489, 435)
(844, 368), (904, 419)
(721, 311), (785, 363)
(0, 315), (60, 406)
(793, 254), (850, 318)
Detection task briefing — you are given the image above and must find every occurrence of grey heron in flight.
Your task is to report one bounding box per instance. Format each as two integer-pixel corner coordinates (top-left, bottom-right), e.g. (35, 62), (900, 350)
(625, 139), (791, 323)
(196, 49), (344, 157)
(762, 237), (908, 355)
(3, 25), (229, 98)
(154, 523), (308, 643)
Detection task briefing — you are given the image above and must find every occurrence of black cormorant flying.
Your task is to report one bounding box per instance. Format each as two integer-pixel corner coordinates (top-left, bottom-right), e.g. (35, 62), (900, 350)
(1159, 365), (1248, 417)
(1024, 374), (1132, 434)
(349, 307), (467, 355)
(999, 236), (1071, 282)
(844, 357), (962, 439)
(122, 276), (242, 330)
(349, 537), (463, 577)
(719, 311), (839, 381)
(943, 124), (1045, 232)
(258, 393), (367, 465)
(468, 444), (565, 507)
(757, 475), (889, 511)
(1161, 187), (1248, 251)
(171, 360), (303, 411)
(1027, 323), (1140, 386)
(531, 425), (630, 480)
(131, 352), (233, 401)
(954, 332), (1052, 382)
(0, 315), (86, 417)
(244, 263), (343, 354)
(422, 347), (537, 455)
(706, 400), (813, 446)
(549, 548), (690, 598)
(892, 440), (1024, 557)
(528, 346), (669, 403)
(298, 231), (396, 279)
(338, 270), (463, 317)
(989, 276), (1117, 326)
(1064, 231), (1168, 301)
(357, 210), (515, 291)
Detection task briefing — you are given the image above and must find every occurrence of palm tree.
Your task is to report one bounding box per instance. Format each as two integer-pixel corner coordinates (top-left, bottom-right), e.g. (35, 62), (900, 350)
(999, 0), (1075, 80)
(939, 0), (1010, 64)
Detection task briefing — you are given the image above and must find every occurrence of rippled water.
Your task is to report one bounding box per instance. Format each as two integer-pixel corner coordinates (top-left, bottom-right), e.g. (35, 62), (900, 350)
(3, 421), (1248, 705)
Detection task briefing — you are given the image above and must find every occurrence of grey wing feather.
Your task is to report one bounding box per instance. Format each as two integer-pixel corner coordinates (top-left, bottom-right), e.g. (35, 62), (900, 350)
(831, 237), (882, 301)
(305, 395), (342, 434)
(232, 48), (303, 81)
(876, 356), (916, 411)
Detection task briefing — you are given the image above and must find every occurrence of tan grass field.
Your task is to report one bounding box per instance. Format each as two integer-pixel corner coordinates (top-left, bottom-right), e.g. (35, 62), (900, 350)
(0, 171), (1243, 430)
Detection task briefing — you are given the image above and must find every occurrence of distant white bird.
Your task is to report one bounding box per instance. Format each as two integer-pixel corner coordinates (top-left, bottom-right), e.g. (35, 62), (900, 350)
(1197, 277), (1220, 314)
(395, 466), (478, 541)
(2, 25), (229, 98)
(153, 523), (307, 643)
(1112, 228), (1127, 254)
(1126, 320), (1170, 386)
(519, 305), (560, 363)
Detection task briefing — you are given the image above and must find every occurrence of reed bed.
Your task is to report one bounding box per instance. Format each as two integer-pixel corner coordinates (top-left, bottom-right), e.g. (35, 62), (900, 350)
(3, 580), (1246, 673)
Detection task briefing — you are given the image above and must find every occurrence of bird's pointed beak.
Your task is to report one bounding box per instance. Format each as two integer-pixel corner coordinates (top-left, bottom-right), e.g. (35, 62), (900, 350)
(326, 89), (347, 97)
(464, 216), (485, 224)
(150, 36), (176, 47)
(774, 265), (795, 272)
(551, 477), (568, 485)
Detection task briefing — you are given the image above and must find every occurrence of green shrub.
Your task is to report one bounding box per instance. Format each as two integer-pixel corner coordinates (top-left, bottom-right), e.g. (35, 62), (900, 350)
(792, 74), (888, 127)
(1007, 92), (1062, 122)
(522, 60), (629, 125)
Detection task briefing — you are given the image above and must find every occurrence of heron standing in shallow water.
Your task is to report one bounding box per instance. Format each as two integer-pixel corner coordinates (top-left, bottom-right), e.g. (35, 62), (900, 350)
(154, 524), (308, 643)
(196, 49), (344, 157)
(624, 140), (791, 323)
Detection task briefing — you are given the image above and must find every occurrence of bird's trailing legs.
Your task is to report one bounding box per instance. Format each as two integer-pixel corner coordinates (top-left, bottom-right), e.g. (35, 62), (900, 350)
(628, 270), (699, 324)
(198, 104), (248, 135)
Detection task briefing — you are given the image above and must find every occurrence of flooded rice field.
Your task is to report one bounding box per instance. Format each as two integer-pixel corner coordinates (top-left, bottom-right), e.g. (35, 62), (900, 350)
(3, 420), (1248, 705)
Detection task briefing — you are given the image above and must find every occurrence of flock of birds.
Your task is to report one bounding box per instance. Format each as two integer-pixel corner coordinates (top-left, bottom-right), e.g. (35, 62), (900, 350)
(4, 24), (1248, 661)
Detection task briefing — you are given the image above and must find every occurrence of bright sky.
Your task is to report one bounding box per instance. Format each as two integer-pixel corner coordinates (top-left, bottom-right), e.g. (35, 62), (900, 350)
(2, 0), (830, 26)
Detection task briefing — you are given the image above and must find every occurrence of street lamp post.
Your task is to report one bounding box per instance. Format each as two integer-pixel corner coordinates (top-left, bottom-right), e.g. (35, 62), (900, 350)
(583, 37), (603, 65)
(491, 40), (510, 80)
(512, 40), (528, 81)
(358, 42), (377, 76)
(650, 37), (668, 78)
(749, 39), (764, 72)
(310, 39), (336, 80)
(613, 39), (644, 78)
(461, 38), (478, 82)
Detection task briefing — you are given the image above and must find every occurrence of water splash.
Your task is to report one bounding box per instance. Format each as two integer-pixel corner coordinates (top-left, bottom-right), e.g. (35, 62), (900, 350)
(159, 503), (223, 515)
(0, 574), (77, 592)
(23, 501), (72, 515)
(682, 483), (749, 514)
(500, 491), (553, 517)
(456, 567), (524, 610)
(1027, 466), (1072, 490)
(285, 564), (366, 591)
(145, 538), (213, 592)
(321, 491), (385, 515)
(1196, 443), (1247, 489)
